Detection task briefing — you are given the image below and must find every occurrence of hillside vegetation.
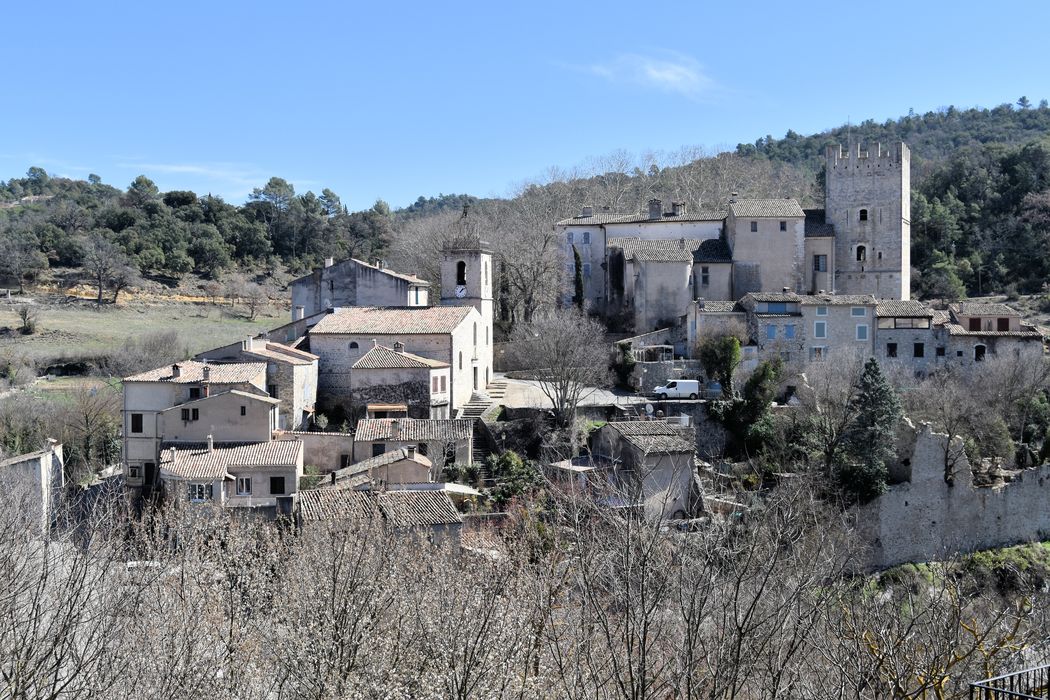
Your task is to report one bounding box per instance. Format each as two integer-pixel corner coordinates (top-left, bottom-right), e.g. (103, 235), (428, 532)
(2, 99), (1049, 321)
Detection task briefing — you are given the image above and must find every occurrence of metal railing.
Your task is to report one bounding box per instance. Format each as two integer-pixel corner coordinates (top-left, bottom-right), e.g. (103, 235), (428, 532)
(971, 665), (1050, 699)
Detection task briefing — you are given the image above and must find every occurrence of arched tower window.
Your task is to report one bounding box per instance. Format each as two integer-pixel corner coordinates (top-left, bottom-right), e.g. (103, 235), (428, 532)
(859, 208), (868, 222)
(349, 341), (359, 350)
(456, 261), (466, 286)
(856, 245), (866, 262)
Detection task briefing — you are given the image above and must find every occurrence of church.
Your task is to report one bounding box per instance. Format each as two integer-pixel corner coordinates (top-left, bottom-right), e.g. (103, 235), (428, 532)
(555, 142), (911, 332)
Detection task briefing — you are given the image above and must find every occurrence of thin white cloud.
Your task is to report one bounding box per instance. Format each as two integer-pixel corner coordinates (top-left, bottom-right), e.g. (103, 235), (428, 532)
(573, 52), (716, 100)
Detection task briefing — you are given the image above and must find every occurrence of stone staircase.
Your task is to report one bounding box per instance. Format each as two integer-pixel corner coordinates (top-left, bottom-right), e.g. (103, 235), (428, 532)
(459, 391), (492, 419)
(486, 379), (508, 402)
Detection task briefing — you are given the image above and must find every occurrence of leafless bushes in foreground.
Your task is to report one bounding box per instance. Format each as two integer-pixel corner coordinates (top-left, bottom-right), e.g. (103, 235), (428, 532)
(0, 480), (1046, 699)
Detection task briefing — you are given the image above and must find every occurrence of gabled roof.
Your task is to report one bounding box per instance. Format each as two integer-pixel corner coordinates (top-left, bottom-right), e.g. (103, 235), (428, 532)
(124, 361), (266, 385)
(799, 294), (877, 306)
(291, 257), (429, 287)
(876, 300), (934, 318)
(606, 421), (694, 454)
(743, 292), (801, 303)
(244, 341), (318, 365)
(694, 300), (741, 313)
(330, 447), (432, 483)
(354, 418), (474, 443)
(159, 389), (280, 411)
(728, 199), (804, 218)
(623, 434), (695, 454)
(556, 209), (726, 226)
(298, 488), (461, 526)
(949, 302), (1020, 317)
(352, 344), (449, 370)
(943, 324), (1044, 339)
(310, 306), (475, 335)
(159, 441), (303, 481)
(609, 237), (697, 262)
(556, 211), (633, 226)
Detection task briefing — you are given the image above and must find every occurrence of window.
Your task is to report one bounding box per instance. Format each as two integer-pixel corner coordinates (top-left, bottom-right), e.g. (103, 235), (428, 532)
(913, 342), (925, 358)
(997, 317), (1010, 332)
(340, 454), (352, 468)
(432, 376), (438, 392)
(779, 220), (787, 231)
(181, 408), (199, 422)
(372, 444), (386, 457)
(856, 324), (868, 341)
(268, 384), (278, 399)
(856, 245), (866, 262)
(767, 302), (787, 313)
(418, 442), (428, 456)
(583, 263), (591, 277)
(785, 324), (796, 339)
(809, 346), (826, 361)
(236, 477), (251, 495)
(851, 307), (866, 317)
(765, 325), (777, 340)
(887, 342), (898, 358)
(814, 321), (827, 339)
(581, 230), (590, 244)
(813, 255), (827, 272)
(440, 375), (447, 392)
(700, 266), (709, 286)
(968, 318), (982, 332)
(859, 208), (868, 222)
(815, 305), (828, 316)
(750, 221), (758, 232)
(349, 341), (359, 350)
(566, 231), (574, 245)
(269, 476), (286, 495)
(181, 408), (189, 421)
(486, 327), (489, 345)
(936, 346), (946, 357)
(188, 483), (212, 501)
(458, 352), (463, 370)
(189, 387), (201, 400)
(131, 413), (143, 433)
(192, 408), (199, 421)
(128, 465), (141, 479)
(974, 344), (987, 362)
(456, 261), (466, 285)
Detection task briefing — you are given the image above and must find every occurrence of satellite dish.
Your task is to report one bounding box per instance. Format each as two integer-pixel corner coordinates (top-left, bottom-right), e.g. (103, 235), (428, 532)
(645, 403), (654, 415)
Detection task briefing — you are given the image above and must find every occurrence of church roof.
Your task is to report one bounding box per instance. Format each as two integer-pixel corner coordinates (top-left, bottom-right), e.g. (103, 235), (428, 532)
(310, 306), (474, 335)
(728, 199), (804, 218)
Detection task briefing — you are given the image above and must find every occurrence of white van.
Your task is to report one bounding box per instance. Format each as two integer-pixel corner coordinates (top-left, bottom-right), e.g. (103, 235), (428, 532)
(653, 379), (700, 400)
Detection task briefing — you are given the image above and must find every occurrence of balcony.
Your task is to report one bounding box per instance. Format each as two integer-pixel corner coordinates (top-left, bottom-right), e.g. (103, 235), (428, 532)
(971, 665), (1050, 699)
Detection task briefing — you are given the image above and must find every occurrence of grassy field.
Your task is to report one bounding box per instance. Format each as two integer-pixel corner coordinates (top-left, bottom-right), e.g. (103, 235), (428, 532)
(0, 298), (288, 367)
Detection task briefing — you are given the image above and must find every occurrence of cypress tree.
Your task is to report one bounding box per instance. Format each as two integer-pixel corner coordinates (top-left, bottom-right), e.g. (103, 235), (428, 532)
(572, 245), (584, 311)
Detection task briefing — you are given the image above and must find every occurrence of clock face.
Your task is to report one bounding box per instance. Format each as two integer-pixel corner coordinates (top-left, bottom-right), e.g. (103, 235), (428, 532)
(455, 285), (467, 298)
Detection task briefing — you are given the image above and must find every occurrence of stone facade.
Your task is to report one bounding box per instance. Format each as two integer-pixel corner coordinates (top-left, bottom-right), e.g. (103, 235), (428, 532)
(0, 440), (64, 534)
(290, 257), (429, 319)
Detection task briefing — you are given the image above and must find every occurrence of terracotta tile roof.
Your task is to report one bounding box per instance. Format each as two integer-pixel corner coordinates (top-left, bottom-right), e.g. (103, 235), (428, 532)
(310, 306), (474, 335)
(607, 421), (695, 453)
(744, 292), (801, 303)
(876, 300), (934, 317)
(943, 324), (1044, 339)
(949, 302), (1020, 317)
(694, 300), (741, 313)
(299, 488), (461, 526)
(623, 433), (696, 453)
(330, 447), (432, 483)
(556, 211), (633, 226)
(799, 294), (877, 306)
(607, 421), (687, 437)
(352, 344), (449, 370)
(159, 441), (302, 481)
(728, 199), (804, 218)
(608, 237), (699, 262)
(693, 238), (733, 263)
(557, 209), (725, 226)
(124, 360), (266, 385)
(245, 341), (318, 365)
(354, 418), (474, 443)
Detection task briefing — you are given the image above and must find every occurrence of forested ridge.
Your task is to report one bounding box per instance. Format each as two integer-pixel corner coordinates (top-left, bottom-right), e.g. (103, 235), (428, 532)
(2, 98), (1049, 313)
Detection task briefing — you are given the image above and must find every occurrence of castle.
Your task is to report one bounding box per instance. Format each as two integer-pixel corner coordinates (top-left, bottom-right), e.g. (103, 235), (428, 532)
(556, 142), (911, 332)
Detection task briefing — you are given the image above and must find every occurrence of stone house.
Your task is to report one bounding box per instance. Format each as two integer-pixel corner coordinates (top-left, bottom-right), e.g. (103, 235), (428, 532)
(297, 487), (462, 543)
(309, 305), (488, 415)
(874, 299), (939, 371)
(797, 293), (877, 364)
(592, 420), (697, 520)
(352, 418), (475, 477)
(157, 389), (280, 444)
(940, 302), (1045, 365)
(290, 257), (430, 319)
(349, 343), (451, 421)
(327, 445), (432, 489)
(273, 430), (357, 475)
(737, 292), (806, 366)
(123, 361), (268, 490)
(196, 337), (319, 430)
(158, 439), (303, 517)
(0, 439), (64, 534)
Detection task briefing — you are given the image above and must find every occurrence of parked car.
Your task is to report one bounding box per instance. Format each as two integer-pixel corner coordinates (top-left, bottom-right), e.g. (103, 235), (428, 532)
(653, 379), (700, 400)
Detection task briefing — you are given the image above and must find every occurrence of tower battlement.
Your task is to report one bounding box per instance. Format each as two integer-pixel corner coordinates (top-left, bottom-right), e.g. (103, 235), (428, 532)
(826, 142), (908, 169)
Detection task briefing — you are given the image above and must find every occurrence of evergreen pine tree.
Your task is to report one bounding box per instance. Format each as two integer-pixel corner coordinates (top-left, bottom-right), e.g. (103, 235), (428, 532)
(839, 358), (902, 503)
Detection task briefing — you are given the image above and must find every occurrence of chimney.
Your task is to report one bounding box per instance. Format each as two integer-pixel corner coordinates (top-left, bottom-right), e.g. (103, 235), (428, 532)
(581, 205), (593, 217)
(406, 444), (416, 458)
(171, 364), (181, 378)
(729, 191), (738, 203)
(390, 419), (401, 441)
(202, 366), (211, 382)
(294, 305), (305, 321)
(324, 257), (334, 268)
(782, 287), (790, 293)
(647, 198), (662, 220)
(818, 289), (826, 294)
(393, 341), (405, 353)
(672, 202), (685, 216)
(243, 336), (254, 352)
(206, 434), (214, 453)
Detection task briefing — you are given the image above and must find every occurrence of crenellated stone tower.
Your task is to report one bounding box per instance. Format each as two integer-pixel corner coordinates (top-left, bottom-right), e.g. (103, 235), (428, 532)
(826, 142), (911, 299)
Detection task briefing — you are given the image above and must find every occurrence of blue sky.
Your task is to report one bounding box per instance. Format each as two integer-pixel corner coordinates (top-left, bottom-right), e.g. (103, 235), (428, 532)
(1, 1), (1047, 209)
